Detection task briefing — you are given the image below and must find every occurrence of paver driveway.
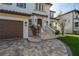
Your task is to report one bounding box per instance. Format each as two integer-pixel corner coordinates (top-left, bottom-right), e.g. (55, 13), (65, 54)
(0, 38), (68, 56)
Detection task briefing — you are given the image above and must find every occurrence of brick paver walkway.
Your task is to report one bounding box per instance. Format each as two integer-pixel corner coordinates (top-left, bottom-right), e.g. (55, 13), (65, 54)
(0, 39), (68, 56)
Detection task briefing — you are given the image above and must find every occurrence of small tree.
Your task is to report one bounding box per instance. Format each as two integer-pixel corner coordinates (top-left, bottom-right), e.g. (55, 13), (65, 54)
(60, 19), (66, 35)
(55, 30), (60, 35)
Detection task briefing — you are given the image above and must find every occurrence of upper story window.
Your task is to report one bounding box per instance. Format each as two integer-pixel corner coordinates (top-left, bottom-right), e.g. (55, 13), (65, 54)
(76, 15), (78, 18)
(36, 3), (44, 11)
(75, 12), (79, 19)
(17, 3), (26, 8)
(2, 3), (12, 5)
(50, 11), (54, 18)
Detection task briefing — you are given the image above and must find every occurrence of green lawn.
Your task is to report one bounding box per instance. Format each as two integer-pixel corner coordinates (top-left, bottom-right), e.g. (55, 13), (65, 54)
(57, 34), (79, 56)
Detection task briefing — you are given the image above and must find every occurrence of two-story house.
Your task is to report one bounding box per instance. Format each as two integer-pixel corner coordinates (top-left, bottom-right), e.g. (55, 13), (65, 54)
(56, 9), (79, 34)
(0, 3), (54, 39)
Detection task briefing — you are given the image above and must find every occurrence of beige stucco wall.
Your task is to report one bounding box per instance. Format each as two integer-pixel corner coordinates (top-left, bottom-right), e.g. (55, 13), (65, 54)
(0, 13), (30, 21)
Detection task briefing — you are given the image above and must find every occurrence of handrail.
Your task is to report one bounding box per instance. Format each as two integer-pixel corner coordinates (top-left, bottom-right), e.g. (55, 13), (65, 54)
(48, 26), (55, 32)
(43, 25), (55, 35)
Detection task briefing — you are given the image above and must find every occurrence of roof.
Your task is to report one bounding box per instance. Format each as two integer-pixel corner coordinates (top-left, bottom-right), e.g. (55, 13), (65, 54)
(32, 13), (48, 17)
(50, 18), (59, 20)
(56, 9), (79, 18)
(45, 3), (52, 6)
(50, 10), (56, 13)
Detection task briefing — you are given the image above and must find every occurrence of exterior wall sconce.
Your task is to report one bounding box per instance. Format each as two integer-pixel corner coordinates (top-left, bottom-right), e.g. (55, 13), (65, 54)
(25, 21), (27, 26)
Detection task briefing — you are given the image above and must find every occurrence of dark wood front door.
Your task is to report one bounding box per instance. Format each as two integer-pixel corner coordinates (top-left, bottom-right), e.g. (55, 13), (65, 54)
(37, 19), (42, 27)
(0, 19), (23, 39)
(37, 19), (42, 37)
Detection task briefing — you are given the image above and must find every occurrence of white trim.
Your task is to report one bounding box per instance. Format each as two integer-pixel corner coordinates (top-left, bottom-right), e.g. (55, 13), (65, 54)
(23, 20), (28, 38)
(0, 16), (26, 21)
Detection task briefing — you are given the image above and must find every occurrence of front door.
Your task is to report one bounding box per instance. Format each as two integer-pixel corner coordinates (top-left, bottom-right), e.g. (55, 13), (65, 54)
(37, 19), (42, 37)
(37, 19), (42, 27)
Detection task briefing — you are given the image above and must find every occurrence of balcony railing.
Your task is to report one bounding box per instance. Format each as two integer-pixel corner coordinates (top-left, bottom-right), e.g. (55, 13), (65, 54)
(32, 9), (47, 17)
(2, 3), (12, 5)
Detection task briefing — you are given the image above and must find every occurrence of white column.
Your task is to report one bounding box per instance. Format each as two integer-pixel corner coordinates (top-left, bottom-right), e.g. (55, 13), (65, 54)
(23, 20), (28, 39)
(34, 15), (37, 26)
(31, 15), (37, 26)
(44, 20), (46, 30)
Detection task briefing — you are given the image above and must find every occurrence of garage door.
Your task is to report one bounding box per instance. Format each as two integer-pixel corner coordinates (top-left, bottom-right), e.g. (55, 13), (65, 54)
(0, 19), (23, 39)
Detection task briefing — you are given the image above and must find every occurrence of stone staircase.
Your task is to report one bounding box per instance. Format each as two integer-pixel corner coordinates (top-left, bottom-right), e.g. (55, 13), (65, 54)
(28, 25), (56, 42)
(41, 26), (56, 40)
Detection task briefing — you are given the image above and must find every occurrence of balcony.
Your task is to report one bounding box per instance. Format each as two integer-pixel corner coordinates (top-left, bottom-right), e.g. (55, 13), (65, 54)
(32, 3), (48, 16)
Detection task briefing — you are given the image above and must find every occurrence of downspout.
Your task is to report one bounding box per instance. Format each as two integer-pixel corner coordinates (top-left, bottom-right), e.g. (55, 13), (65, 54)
(72, 11), (74, 33)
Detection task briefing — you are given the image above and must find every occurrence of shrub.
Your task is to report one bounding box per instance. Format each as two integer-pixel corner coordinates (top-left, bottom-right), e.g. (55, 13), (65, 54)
(30, 25), (38, 36)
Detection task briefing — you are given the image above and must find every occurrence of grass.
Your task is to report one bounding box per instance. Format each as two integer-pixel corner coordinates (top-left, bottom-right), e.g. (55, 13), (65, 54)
(57, 34), (79, 56)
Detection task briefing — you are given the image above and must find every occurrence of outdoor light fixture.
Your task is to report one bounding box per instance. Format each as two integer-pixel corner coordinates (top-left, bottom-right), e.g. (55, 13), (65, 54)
(25, 21), (27, 26)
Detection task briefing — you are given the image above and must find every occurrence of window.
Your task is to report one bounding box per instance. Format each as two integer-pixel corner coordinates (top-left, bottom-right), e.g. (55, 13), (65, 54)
(50, 11), (54, 18)
(39, 4), (41, 11)
(36, 3), (44, 11)
(76, 15), (78, 18)
(36, 3), (38, 10)
(46, 21), (48, 25)
(75, 12), (79, 18)
(17, 3), (26, 8)
(2, 3), (12, 5)
(29, 19), (32, 26)
(75, 22), (78, 27)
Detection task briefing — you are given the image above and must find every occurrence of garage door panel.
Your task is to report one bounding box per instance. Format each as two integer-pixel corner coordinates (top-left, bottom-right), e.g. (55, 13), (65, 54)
(0, 19), (23, 39)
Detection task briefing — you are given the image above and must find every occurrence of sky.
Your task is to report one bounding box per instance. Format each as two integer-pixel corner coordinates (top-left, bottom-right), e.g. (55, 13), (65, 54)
(51, 3), (79, 17)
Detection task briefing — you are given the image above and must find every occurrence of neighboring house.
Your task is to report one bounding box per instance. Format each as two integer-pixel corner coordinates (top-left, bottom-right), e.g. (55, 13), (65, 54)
(0, 3), (54, 39)
(56, 9), (79, 34)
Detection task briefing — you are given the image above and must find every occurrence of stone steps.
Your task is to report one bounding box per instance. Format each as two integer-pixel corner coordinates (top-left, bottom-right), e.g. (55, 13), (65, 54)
(41, 31), (56, 40)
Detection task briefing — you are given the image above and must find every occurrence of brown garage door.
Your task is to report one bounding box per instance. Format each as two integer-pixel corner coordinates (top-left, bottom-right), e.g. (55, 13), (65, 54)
(0, 19), (23, 39)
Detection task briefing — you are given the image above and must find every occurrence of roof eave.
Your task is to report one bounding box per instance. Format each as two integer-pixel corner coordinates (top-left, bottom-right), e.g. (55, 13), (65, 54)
(0, 9), (31, 16)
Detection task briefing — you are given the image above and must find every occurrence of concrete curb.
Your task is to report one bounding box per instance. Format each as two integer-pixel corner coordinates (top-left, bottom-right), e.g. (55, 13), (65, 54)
(64, 44), (72, 56)
(57, 39), (72, 56)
